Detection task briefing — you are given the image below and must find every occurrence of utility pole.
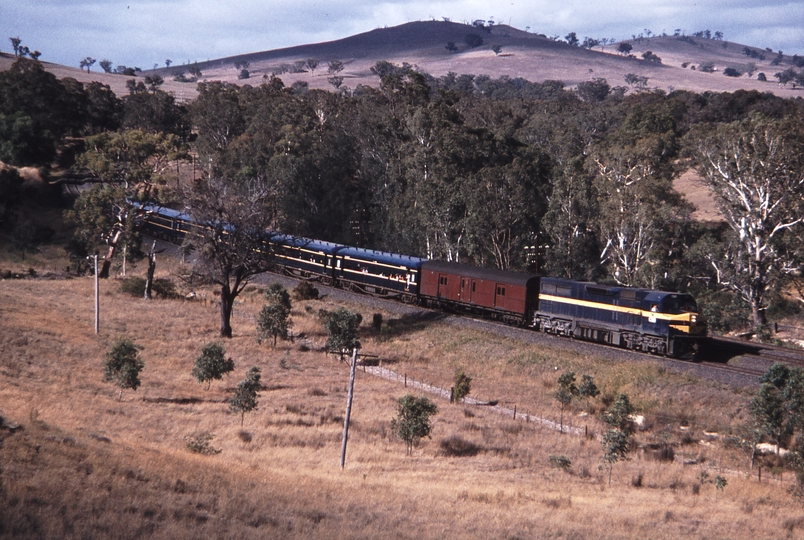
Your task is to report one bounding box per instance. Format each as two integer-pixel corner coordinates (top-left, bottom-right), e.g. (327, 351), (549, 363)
(88, 254), (99, 334)
(340, 348), (358, 469)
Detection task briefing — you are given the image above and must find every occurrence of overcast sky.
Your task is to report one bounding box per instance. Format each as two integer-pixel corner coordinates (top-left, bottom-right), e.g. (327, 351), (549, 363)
(3, 1), (803, 70)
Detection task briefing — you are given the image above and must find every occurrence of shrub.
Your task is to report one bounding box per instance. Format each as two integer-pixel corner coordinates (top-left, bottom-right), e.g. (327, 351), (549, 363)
(698, 61), (715, 73)
(185, 432), (221, 455)
(191, 342), (235, 389)
(439, 435), (481, 457)
(549, 454), (572, 470)
(292, 281), (319, 300)
(119, 277), (178, 299)
(103, 338), (144, 400)
(453, 369), (472, 403)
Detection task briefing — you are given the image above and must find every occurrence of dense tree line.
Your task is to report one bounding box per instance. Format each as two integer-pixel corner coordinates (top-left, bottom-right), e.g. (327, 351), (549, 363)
(2, 57), (804, 333)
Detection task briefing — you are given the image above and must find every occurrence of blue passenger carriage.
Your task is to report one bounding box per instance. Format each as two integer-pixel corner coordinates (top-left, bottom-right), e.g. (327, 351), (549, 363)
(268, 234), (344, 284)
(334, 247), (423, 302)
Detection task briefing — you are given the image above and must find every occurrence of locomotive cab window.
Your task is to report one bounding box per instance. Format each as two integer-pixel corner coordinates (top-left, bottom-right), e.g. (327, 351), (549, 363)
(661, 296), (698, 314)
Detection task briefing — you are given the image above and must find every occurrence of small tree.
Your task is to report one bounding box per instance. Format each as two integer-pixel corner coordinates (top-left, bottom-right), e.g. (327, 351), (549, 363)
(465, 33), (484, 49)
(327, 60), (344, 74)
(445, 41), (458, 53)
(491, 44), (502, 55)
(257, 303), (293, 347)
(80, 56), (96, 72)
(192, 342), (235, 390)
(10, 37), (22, 57)
(229, 367), (261, 426)
(391, 394), (438, 455)
(555, 371), (578, 433)
(453, 369), (472, 403)
(578, 374), (600, 411)
(600, 393), (636, 485)
(601, 428), (630, 485)
(99, 59), (113, 73)
(617, 42), (633, 55)
(103, 338), (144, 400)
(264, 282), (291, 311)
(318, 307), (362, 361)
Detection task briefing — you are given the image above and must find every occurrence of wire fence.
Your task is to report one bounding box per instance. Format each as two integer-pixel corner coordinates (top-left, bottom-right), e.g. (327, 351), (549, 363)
(362, 364), (584, 436)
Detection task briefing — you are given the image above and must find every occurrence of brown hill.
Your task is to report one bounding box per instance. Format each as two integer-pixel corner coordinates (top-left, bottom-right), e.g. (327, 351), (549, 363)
(3, 21), (802, 102)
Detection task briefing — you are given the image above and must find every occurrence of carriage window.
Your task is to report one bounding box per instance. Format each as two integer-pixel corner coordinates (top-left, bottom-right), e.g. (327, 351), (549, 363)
(496, 286), (506, 296)
(439, 276), (448, 286)
(472, 282), (476, 292)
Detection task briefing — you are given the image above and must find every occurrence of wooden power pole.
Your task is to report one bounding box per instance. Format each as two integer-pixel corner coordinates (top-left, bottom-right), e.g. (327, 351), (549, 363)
(340, 348), (358, 469)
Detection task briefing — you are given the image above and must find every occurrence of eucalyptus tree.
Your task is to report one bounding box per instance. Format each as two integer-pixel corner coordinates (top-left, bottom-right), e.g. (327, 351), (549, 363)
(183, 175), (275, 338)
(690, 113), (804, 326)
(591, 101), (691, 287)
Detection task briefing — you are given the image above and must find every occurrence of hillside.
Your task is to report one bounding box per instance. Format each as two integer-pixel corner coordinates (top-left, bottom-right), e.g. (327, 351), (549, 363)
(3, 21), (803, 102)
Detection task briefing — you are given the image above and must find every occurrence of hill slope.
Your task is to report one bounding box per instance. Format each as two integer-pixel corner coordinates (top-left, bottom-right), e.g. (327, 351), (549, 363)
(3, 21), (802, 101)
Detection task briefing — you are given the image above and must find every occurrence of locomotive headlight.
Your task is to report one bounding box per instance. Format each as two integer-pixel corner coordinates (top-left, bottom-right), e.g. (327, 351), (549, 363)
(691, 315), (697, 323)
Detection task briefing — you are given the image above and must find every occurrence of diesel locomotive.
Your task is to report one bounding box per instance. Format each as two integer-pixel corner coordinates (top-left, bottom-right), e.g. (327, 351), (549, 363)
(133, 202), (706, 358)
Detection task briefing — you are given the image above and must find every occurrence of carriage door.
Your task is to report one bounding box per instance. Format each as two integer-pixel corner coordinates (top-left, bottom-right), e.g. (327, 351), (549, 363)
(495, 283), (506, 308)
(460, 278), (468, 302)
(437, 274), (448, 298)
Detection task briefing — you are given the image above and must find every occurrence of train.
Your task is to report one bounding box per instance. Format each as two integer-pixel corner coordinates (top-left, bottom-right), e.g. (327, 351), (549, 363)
(132, 202), (707, 359)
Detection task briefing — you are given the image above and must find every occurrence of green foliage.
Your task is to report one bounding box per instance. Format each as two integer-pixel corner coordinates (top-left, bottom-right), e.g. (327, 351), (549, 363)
(391, 394), (438, 455)
(119, 277), (177, 299)
(714, 475), (727, 492)
(452, 369), (472, 403)
(192, 343), (235, 390)
(256, 302), (293, 347)
(751, 363), (804, 455)
(318, 307), (362, 359)
(601, 393), (636, 434)
(103, 338), (144, 400)
(549, 454), (572, 470)
(555, 371), (579, 432)
(229, 367), (261, 426)
(464, 33), (484, 48)
(263, 282), (291, 311)
(185, 432), (221, 455)
(576, 78), (611, 103)
(600, 393), (636, 484)
(578, 374), (600, 410)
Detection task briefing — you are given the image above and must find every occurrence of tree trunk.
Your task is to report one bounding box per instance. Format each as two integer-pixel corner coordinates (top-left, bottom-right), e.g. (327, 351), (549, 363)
(144, 241), (157, 300)
(220, 287), (234, 338)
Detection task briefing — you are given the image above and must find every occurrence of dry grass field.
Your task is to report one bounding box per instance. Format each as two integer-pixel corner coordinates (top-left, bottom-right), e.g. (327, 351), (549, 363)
(2, 246), (804, 539)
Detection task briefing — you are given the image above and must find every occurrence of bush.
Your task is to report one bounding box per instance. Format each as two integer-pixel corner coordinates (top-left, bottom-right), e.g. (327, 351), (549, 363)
(723, 67), (742, 77)
(292, 281), (319, 300)
(185, 432), (221, 455)
(698, 61), (715, 73)
(439, 435), (481, 457)
(549, 454), (572, 470)
(119, 277), (178, 299)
